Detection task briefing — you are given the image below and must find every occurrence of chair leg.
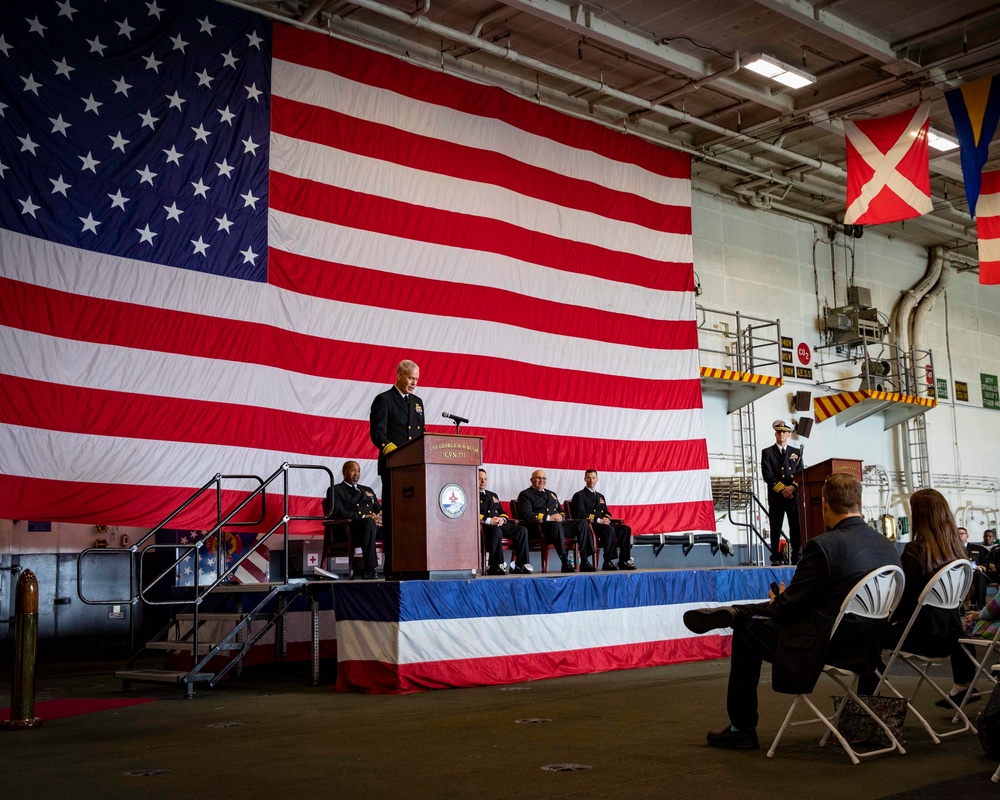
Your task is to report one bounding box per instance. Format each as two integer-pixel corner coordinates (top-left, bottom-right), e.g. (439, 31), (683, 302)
(767, 695), (803, 758)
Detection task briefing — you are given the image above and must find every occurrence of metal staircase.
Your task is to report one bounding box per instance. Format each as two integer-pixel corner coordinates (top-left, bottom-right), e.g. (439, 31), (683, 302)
(78, 463), (335, 697)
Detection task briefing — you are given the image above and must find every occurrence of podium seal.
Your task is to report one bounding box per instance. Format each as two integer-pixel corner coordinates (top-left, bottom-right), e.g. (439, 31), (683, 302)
(438, 483), (467, 519)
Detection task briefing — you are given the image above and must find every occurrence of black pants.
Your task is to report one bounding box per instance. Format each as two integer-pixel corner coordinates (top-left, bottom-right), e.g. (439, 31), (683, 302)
(540, 519), (594, 565)
(379, 470), (393, 576)
(768, 497), (801, 564)
(348, 517), (379, 572)
(972, 570), (989, 609)
(857, 635), (977, 694)
(483, 521), (529, 567)
(726, 604), (777, 730)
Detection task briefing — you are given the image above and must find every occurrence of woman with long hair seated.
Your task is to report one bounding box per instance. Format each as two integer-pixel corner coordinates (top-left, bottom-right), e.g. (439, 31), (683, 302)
(861, 488), (977, 705)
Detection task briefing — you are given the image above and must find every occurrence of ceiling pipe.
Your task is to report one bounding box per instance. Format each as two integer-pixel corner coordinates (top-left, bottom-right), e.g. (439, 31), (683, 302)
(910, 249), (951, 357)
(471, 6), (520, 38)
(893, 7), (1000, 51)
(894, 246), (945, 358)
(648, 53), (742, 106)
(298, 0), (329, 24)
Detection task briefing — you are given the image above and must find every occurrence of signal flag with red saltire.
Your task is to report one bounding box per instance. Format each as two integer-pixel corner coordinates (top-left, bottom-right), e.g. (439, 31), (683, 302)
(843, 104), (933, 226)
(977, 170), (1000, 285)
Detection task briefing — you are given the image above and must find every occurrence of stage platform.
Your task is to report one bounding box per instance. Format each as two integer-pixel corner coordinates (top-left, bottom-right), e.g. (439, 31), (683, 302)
(175, 566), (795, 694)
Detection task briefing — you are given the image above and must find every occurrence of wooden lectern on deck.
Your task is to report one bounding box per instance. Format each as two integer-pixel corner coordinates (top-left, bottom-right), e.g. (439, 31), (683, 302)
(385, 432), (483, 580)
(798, 458), (863, 544)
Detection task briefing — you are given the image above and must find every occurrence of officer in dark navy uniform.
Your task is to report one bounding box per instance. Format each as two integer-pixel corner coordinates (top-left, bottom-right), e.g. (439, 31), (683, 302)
(517, 469), (595, 573)
(761, 419), (803, 565)
(478, 468), (531, 575)
(570, 469), (634, 571)
(326, 460), (381, 579)
(369, 359), (425, 577)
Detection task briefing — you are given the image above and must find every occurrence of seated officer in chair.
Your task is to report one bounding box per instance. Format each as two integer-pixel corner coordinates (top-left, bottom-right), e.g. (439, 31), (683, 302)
(517, 469), (596, 573)
(570, 469), (634, 571)
(326, 460), (381, 580)
(479, 468), (531, 575)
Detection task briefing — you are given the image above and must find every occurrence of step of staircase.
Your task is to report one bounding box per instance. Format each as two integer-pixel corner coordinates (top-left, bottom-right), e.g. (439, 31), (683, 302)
(175, 613), (245, 622)
(115, 669), (215, 684)
(145, 641), (244, 653)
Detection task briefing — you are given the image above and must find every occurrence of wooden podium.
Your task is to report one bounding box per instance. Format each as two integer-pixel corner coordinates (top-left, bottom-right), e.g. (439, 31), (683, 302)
(799, 458), (863, 543)
(385, 432), (483, 580)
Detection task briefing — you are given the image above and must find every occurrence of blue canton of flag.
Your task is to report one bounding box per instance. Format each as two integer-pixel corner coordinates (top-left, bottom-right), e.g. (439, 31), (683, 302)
(174, 529), (222, 587)
(0, 0), (270, 280)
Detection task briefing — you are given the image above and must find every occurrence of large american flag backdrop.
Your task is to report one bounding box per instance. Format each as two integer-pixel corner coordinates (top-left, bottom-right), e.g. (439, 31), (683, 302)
(0, 1), (713, 535)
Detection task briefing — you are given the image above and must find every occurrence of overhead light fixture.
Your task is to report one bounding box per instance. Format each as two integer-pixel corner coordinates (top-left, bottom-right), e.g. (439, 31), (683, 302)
(745, 54), (816, 89)
(927, 128), (959, 152)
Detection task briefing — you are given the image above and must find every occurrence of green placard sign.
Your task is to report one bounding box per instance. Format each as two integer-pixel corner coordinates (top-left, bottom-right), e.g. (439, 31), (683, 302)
(936, 378), (948, 400)
(983, 373), (1000, 409)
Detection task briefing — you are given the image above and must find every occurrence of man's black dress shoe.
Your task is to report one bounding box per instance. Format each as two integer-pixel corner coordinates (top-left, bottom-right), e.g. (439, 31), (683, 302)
(706, 726), (759, 750)
(561, 562), (576, 573)
(580, 561), (597, 572)
(683, 606), (738, 634)
(602, 561), (618, 571)
(510, 564), (533, 574)
(362, 570), (377, 580)
(618, 558), (636, 570)
(935, 687), (980, 708)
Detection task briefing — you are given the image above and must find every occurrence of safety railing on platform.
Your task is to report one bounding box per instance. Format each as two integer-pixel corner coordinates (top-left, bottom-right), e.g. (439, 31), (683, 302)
(77, 463), (334, 679)
(727, 489), (787, 566)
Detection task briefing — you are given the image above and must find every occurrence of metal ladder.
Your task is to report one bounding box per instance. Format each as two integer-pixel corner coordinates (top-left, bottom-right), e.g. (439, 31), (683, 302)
(902, 413), (932, 490)
(735, 322), (768, 565)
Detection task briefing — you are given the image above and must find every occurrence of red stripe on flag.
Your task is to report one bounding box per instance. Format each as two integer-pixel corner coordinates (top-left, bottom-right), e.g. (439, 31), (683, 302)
(273, 28), (691, 181)
(336, 635), (729, 693)
(271, 96), (691, 236)
(0, 475), (325, 530)
(268, 173), (693, 293)
(0, 376), (709, 474)
(0, 279), (702, 411)
(267, 250), (698, 351)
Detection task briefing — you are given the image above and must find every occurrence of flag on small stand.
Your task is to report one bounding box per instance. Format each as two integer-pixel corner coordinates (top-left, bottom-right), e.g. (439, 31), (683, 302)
(977, 171), (1000, 285)
(945, 76), (1000, 218)
(844, 104), (932, 225)
(172, 530), (270, 586)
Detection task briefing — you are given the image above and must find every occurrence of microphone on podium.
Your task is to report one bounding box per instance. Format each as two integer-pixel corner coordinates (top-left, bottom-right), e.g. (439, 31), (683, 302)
(442, 411), (470, 425)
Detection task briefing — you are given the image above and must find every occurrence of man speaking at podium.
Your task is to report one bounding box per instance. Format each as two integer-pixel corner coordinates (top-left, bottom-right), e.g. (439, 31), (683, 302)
(370, 360), (425, 578)
(761, 419), (803, 565)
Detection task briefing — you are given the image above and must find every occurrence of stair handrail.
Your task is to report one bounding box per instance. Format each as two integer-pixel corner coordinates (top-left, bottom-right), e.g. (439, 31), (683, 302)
(138, 463), (334, 605)
(137, 463), (333, 675)
(727, 489), (786, 562)
(77, 472), (266, 607)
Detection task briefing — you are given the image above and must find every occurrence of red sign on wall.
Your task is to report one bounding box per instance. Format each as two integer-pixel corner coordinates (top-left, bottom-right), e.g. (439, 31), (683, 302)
(797, 343), (812, 366)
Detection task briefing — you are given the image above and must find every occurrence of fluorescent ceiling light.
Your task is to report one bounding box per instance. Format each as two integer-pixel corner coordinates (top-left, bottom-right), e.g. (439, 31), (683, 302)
(745, 54), (816, 89)
(927, 129), (959, 152)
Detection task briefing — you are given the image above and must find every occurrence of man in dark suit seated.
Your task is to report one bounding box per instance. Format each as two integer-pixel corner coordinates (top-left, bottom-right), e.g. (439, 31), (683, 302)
(682, 473), (901, 750)
(326, 460), (381, 580)
(517, 469), (595, 573)
(959, 526), (990, 608)
(478, 468), (531, 575)
(570, 469), (634, 571)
